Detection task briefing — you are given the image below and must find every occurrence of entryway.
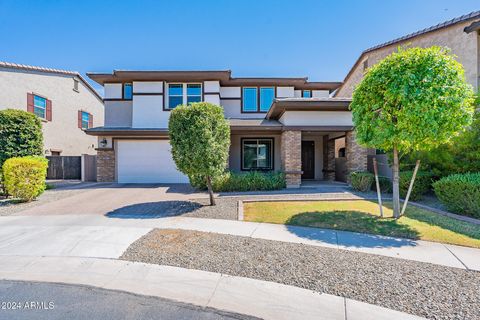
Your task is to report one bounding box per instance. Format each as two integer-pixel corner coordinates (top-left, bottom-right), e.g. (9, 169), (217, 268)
(301, 140), (315, 179)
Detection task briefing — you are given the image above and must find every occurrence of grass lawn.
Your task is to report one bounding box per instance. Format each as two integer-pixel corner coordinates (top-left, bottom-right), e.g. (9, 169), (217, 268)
(243, 200), (480, 248)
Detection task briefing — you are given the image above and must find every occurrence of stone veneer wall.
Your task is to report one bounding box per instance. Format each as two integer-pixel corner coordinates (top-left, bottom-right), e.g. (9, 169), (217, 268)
(281, 130), (302, 188)
(325, 138), (336, 181)
(97, 149), (115, 182)
(345, 131), (373, 181)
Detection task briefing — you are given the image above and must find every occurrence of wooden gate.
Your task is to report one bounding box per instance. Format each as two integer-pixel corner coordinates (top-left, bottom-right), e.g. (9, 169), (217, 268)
(82, 154), (97, 182)
(46, 156), (81, 180)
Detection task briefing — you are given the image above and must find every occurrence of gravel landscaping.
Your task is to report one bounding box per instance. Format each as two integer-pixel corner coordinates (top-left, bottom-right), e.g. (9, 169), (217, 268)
(121, 229), (480, 320)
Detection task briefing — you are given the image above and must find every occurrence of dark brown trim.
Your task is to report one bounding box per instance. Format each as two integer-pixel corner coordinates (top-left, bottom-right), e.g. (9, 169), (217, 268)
(220, 97), (241, 100)
(328, 134), (346, 141)
(103, 98), (126, 102)
(204, 91), (220, 95)
(85, 129), (169, 137)
(266, 99), (351, 119)
(132, 92), (163, 96)
(240, 137), (275, 171)
(284, 126), (353, 132)
(464, 20), (480, 33)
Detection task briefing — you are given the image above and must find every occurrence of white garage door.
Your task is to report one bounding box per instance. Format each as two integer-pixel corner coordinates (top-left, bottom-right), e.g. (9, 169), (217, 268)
(117, 140), (189, 183)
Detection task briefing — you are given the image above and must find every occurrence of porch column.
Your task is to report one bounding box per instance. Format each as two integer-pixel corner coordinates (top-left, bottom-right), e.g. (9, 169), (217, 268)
(345, 130), (369, 181)
(97, 149), (115, 182)
(323, 136), (336, 181)
(281, 130), (302, 188)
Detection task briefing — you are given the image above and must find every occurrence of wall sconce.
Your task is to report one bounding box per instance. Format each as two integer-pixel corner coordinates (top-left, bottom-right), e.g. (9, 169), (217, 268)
(100, 138), (108, 148)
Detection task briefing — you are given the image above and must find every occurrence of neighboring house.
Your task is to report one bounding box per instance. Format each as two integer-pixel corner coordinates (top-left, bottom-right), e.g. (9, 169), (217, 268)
(0, 62), (104, 156)
(335, 10), (480, 97)
(86, 70), (371, 187)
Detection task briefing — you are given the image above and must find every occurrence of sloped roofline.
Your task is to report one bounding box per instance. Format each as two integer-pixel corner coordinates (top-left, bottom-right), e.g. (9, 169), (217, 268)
(334, 10), (480, 96)
(0, 61), (103, 102)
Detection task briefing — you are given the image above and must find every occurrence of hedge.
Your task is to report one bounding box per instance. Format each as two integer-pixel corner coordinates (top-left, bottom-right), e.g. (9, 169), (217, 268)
(350, 171), (374, 192)
(433, 173), (480, 218)
(2, 156), (48, 201)
(371, 176), (392, 193)
(190, 171), (285, 192)
(399, 171), (433, 200)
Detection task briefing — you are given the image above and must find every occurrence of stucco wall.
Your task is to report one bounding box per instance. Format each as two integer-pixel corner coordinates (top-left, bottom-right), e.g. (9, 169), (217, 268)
(336, 20), (479, 97)
(279, 111), (353, 126)
(104, 101), (132, 127)
(229, 134), (282, 172)
(0, 68), (104, 155)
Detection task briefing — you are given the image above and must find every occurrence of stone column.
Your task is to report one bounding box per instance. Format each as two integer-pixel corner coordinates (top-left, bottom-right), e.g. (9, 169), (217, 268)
(345, 130), (370, 181)
(97, 149), (115, 182)
(324, 137), (336, 181)
(281, 130), (302, 188)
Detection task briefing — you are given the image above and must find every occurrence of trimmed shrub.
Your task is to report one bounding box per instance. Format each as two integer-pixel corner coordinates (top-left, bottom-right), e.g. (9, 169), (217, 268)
(190, 171), (285, 192)
(399, 171), (433, 200)
(371, 176), (392, 193)
(433, 173), (480, 218)
(350, 172), (374, 192)
(2, 156), (48, 201)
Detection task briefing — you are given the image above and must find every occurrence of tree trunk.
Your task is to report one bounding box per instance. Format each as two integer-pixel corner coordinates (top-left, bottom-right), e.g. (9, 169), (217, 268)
(392, 146), (401, 219)
(206, 176), (216, 206)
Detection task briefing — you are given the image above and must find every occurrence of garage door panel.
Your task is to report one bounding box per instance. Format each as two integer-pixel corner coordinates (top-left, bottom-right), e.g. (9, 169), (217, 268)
(117, 140), (189, 183)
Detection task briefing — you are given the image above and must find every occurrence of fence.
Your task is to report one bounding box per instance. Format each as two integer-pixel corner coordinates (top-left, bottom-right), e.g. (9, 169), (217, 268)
(81, 154), (97, 182)
(46, 156), (82, 180)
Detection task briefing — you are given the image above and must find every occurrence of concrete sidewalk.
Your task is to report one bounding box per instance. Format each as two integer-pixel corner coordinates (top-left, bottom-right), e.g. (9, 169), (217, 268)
(0, 256), (424, 320)
(0, 214), (479, 270)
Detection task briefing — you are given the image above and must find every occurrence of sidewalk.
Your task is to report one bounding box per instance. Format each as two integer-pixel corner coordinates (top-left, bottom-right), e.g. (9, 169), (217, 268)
(0, 214), (479, 270)
(0, 256), (424, 320)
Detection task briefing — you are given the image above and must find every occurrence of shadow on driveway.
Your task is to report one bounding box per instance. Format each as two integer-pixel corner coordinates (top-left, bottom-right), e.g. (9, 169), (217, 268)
(106, 200), (202, 219)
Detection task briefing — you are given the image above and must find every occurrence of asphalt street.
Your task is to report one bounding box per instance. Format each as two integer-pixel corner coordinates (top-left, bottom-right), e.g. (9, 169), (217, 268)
(0, 280), (257, 320)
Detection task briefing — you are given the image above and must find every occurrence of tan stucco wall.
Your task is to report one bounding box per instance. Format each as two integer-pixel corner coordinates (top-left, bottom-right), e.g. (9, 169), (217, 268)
(336, 20), (479, 97)
(0, 68), (104, 155)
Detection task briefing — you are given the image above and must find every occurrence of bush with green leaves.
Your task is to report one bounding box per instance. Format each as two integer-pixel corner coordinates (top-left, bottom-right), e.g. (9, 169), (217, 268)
(371, 176), (392, 193)
(433, 173), (480, 218)
(350, 172), (374, 192)
(169, 102), (230, 205)
(399, 171), (433, 200)
(2, 156), (48, 201)
(190, 171), (285, 192)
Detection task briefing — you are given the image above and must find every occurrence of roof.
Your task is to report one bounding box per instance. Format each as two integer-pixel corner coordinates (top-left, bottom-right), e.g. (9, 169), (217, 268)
(87, 70), (341, 91)
(335, 10), (480, 96)
(228, 118), (283, 131)
(0, 61), (102, 101)
(266, 98), (351, 120)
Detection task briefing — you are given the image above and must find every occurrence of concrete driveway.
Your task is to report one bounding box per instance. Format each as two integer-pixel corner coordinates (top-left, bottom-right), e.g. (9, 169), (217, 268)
(14, 183), (206, 216)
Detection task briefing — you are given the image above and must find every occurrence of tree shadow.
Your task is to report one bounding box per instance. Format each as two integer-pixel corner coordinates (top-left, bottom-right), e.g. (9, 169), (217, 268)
(285, 210), (419, 248)
(106, 200), (202, 219)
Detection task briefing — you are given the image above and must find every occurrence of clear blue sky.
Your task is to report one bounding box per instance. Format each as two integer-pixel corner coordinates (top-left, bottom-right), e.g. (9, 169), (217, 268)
(1, 0), (479, 92)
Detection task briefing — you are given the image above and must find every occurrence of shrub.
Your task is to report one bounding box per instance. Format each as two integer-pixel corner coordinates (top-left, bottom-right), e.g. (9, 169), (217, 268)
(399, 171), (433, 200)
(371, 176), (392, 193)
(350, 172), (374, 192)
(2, 156), (48, 201)
(433, 173), (480, 218)
(190, 171), (285, 192)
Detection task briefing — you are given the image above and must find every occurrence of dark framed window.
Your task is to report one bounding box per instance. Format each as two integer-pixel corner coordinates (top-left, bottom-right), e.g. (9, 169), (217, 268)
(242, 87), (275, 113)
(168, 84), (183, 109)
(167, 83), (202, 109)
(259, 87), (275, 112)
(302, 90), (311, 98)
(73, 79), (79, 91)
(187, 84), (202, 104)
(123, 83), (132, 100)
(242, 138), (273, 170)
(81, 111), (90, 129)
(242, 87), (258, 112)
(34, 95), (46, 119)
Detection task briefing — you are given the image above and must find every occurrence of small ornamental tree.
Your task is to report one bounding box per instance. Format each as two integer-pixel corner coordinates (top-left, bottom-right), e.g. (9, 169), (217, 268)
(169, 102), (230, 205)
(0, 109), (43, 166)
(351, 47), (475, 218)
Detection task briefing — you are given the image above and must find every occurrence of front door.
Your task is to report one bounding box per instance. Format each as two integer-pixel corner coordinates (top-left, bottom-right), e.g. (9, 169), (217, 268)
(301, 141), (315, 179)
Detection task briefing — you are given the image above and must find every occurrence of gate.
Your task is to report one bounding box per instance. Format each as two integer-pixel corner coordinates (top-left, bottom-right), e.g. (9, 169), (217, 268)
(46, 156), (81, 180)
(82, 154), (97, 182)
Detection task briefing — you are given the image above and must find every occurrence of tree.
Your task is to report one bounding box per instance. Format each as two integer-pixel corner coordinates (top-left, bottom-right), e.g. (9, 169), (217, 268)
(168, 102), (230, 205)
(0, 109), (43, 166)
(350, 46), (475, 218)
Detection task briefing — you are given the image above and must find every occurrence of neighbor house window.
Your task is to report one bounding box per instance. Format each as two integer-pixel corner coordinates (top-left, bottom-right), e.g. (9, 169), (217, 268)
(243, 87), (275, 112)
(73, 79), (79, 91)
(242, 138), (273, 170)
(81, 111), (90, 129)
(123, 83), (132, 99)
(167, 83), (203, 109)
(259, 87), (275, 112)
(34, 95), (46, 119)
(302, 90), (311, 98)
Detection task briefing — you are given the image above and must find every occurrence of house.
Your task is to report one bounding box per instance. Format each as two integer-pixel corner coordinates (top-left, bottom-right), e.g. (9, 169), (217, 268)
(335, 10), (480, 98)
(86, 71), (372, 187)
(0, 62), (104, 156)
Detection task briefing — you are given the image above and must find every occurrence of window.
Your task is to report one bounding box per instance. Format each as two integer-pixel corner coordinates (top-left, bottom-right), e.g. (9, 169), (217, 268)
(242, 87), (258, 112)
(242, 138), (273, 170)
(34, 95), (46, 119)
(167, 83), (203, 109)
(363, 58), (369, 71)
(73, 79), (79, 91)
(302, 90), (311, 98)
(123, 83), (132, 100)
(81, 111), (90, 129)
(259, 87), (274, 112)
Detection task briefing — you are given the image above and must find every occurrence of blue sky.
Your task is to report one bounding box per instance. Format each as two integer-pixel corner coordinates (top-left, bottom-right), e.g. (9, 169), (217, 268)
(0, 0), (478, 93)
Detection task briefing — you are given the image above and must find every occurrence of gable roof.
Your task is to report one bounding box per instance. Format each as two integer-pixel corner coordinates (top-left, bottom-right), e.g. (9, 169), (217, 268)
(335, 10), (480, 96)
(0, 61), (102, 101)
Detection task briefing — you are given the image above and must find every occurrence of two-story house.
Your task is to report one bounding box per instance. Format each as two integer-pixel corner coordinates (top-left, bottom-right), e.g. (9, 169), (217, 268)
(0, 62), (104, 156)
(86, 70), (371, 187)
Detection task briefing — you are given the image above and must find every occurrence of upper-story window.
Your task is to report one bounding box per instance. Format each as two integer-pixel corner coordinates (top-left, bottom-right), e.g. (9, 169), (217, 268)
(34, 95), (47, 119)
(302, 90), (311, 98)
(242, 87), (275, 113)
(73, 79), (79, 92)
(167, 83), (202, 109)
(81, 111), (90, 129)
(123, 83), (132, 100)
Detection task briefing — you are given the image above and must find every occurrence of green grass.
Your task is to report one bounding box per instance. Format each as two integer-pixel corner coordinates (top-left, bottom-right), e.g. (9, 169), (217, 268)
(244, 200), (480, 248)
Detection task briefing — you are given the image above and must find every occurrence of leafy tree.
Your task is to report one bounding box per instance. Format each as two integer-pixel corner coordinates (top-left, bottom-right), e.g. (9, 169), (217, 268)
(351, 47), (475, 218)
(0, 109), (43, 166)
(169, 102), (230, 205)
